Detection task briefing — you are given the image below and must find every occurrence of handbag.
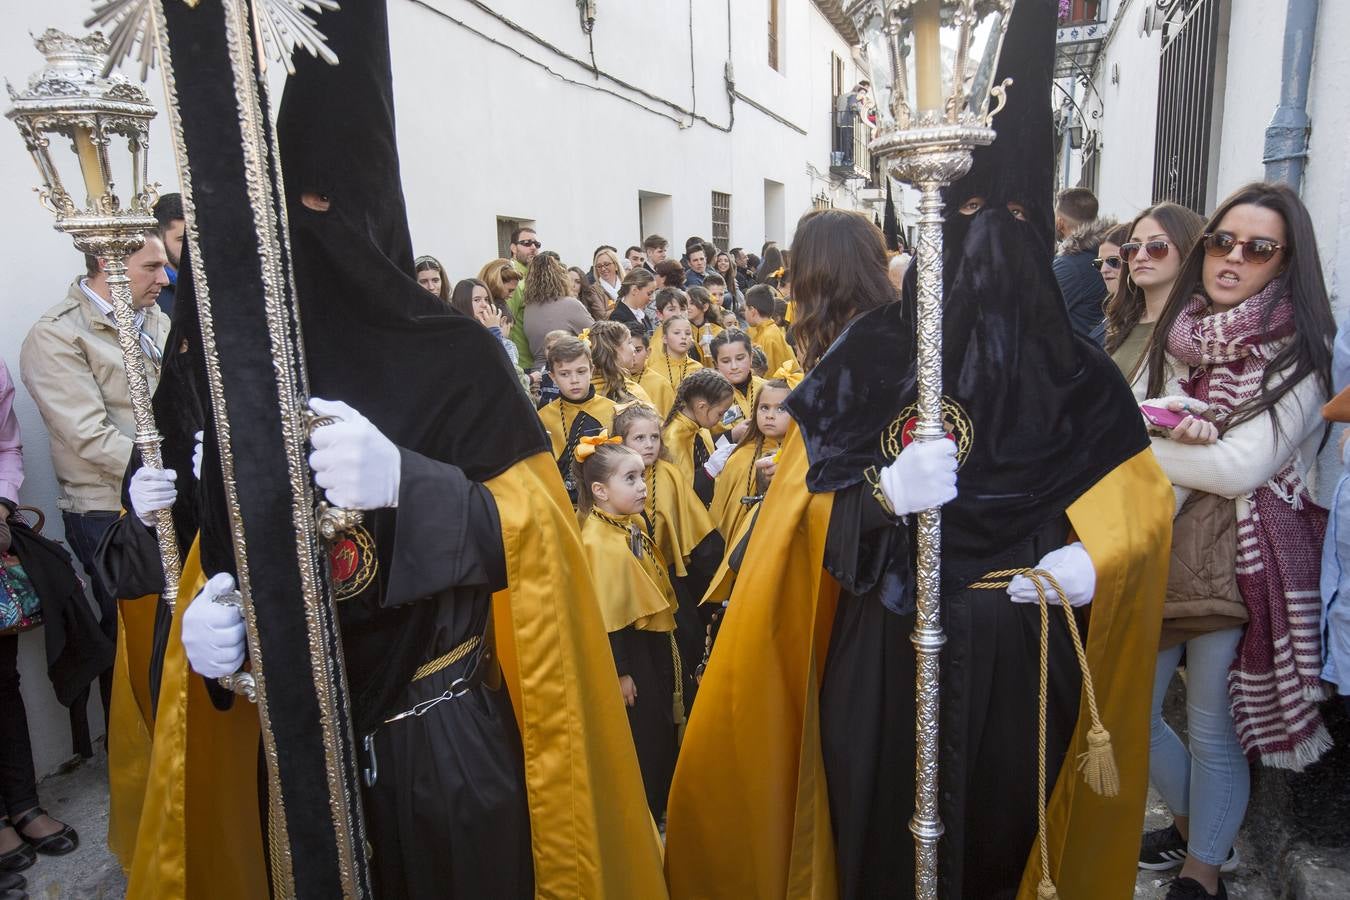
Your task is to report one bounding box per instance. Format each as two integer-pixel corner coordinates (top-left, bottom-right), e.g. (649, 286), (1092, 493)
(1, 506), (48, 634)
(1160, 490), (1247, 649)
(0, 555), (43, 634)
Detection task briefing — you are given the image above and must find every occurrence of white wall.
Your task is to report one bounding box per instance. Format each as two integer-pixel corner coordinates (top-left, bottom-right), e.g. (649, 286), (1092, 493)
(1090, 1), (1164, 219)
(2, 0), (868, 776)
(390, 0), (871, 279)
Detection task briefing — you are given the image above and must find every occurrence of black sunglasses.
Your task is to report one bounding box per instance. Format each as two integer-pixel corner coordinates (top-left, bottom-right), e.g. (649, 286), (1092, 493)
(1120, 240), (1171, 263)
(515, 239), (542, 249)
(1202, 232), (1284, 264)
(1091, 256), (1122, 271)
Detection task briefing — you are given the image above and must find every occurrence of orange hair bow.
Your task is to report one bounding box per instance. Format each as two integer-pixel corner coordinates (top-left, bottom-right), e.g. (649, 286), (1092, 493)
(575, 431), (623, 463)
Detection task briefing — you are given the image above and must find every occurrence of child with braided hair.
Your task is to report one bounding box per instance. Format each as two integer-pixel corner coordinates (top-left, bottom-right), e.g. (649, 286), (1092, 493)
(661, 368), (734, 507)
(573, 436), (681, 821)
(586, 320), (652, 406)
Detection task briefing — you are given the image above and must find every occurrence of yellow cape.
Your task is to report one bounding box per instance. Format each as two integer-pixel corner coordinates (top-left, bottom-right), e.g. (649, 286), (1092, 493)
(125, 539), (267, 899)
(747, 321), (795, 378)
(646, 458), (716, 580)
(579, 512), (678, 633)
(640, 351), (703, 418)
(590, 372), (654, 408)
(662, 414), (714, 495)
(665, 433), (1170, 899)
(106, 592), (157, 867)
(486, 453), (670, 896)
(537, 392), (618, 460)
(710, 437), (781, 546)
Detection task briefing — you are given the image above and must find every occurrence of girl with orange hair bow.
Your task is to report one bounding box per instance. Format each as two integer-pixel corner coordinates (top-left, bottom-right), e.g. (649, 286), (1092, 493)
(574, 435), (683, 822)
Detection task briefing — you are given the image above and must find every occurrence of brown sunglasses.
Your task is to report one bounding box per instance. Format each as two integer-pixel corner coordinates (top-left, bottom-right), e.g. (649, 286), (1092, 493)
(1119, 240), (1171, 263)
(1202, 231), (1284, 264)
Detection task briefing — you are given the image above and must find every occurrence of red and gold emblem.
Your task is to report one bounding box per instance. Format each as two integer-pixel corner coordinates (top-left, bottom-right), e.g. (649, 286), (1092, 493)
(328, 525), (377, 601)
(882, 397), (974, 468)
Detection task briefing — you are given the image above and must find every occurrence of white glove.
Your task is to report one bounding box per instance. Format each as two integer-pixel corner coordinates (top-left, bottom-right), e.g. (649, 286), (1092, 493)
(878, 438), (958, 517)
(129, 467), (177, 527)
(181, 572), (247, 678)
(307, 398), (402, 510)
(1008, 542), (1096, 607)
(192, 430), (204, 481)
(704, 437), (737, 478)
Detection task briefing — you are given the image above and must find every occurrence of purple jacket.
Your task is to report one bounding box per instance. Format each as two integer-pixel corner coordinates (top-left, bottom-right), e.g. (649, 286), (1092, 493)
(0, 357), (23, 507)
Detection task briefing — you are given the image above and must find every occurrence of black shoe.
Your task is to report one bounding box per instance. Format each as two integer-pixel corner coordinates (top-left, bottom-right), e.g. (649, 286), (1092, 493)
(0, 819), (34, 875)
(1164, 875), (1228, 899)
(0, 871), (23, 891)
(1139, 824), (1188, 871)
(12, 808), (78, 857)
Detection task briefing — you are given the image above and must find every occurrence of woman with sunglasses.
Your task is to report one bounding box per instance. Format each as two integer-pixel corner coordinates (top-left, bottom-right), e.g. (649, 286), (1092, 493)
(1136, 183), (1335, 900)
(1102, 203), (1205, 387)
(1093, 222), (1131, 303)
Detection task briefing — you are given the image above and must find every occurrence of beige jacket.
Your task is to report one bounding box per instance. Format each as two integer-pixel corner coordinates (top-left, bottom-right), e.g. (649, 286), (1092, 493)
(19, 279), (168, 513)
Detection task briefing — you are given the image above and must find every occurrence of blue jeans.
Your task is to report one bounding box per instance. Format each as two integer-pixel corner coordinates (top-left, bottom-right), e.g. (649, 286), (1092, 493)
(1149, 627), (1250, 866)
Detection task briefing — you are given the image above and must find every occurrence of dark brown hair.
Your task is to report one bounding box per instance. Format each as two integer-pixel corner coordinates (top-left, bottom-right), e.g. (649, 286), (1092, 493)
(449, 277), (487, 317)
(617, 266), (656, 302)
(568, 265), (609, 319)
(1143, 182), (1334, 435)
(1055, 187), (1099, 224)
(614, 403), (672, 464)
(664, 367), (733, 428)
(1103, 202), (1205, 354)
(787, 209), (894, 369)
(573, 442), (643, 525)
(655, 259), (685, 288)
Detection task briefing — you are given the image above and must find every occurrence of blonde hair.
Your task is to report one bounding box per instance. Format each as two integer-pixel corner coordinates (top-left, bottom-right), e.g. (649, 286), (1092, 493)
(588, 320), (639, 402)
(477, 258), (522, 302)
(593, 247), (624, 283)
(523, 254), (572, 307)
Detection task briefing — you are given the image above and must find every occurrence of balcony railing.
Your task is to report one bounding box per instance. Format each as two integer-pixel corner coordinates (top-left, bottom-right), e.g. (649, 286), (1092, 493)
(829, 104), (875, 183)
(1055, 0), (1108, 79)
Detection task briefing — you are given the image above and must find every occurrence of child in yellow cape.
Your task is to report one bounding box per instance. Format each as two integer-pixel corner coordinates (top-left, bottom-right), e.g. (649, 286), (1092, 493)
(709, 379), (791, 545)
(661, 370), (734, 508)
(574, 434), (683, 821)
(641, 313), (703, 418)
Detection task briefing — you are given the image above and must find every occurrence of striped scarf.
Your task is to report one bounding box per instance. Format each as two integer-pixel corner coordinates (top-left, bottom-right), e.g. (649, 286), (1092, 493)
(1168, 279), (1331, 770)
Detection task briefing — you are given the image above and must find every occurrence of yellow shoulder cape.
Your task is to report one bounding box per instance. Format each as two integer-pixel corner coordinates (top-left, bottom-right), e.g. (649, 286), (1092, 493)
(647, 458), (716, 579)
(537, 393), (618, 459)
(124, 539), (267, 899)
(486, 454), (669, 897)
(710, 438), (781, 545)
(662, 414), (713, 492)
(579, 512), (678, 633)
(665, 434), (1170, 899)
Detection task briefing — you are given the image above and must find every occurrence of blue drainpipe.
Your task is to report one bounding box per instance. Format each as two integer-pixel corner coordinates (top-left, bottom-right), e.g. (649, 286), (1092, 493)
(1263, 0), (1320, 189)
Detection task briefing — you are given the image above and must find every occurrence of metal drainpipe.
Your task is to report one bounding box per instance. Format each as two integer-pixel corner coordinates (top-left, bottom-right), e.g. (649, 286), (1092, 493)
(1263, 0), (1320, 188)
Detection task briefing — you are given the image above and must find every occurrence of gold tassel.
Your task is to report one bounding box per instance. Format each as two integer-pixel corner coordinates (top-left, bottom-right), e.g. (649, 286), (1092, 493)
(1078, 723), (1121, 797)
(671, 633), (687, 745)
(1037, 877), (1059, 899)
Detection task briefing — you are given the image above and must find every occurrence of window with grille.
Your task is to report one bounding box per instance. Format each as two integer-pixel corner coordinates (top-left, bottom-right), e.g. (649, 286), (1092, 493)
(1152, 0), (1224, 213)
(768, 0), (781, 72)
(711, 192), (731, 250)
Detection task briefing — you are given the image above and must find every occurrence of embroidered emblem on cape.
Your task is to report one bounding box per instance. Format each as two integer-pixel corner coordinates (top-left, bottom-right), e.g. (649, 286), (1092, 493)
(863, 397), (974, 515)
(885, 397), (974, 468)
(328, 525), (377, 601)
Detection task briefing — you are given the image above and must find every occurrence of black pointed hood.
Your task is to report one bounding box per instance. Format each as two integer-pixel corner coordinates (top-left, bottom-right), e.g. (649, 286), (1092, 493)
(786, 0), (1147, 594)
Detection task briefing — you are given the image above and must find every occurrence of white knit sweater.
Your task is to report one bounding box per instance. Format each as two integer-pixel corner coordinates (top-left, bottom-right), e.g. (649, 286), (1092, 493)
(1148, 354), (1327, 516)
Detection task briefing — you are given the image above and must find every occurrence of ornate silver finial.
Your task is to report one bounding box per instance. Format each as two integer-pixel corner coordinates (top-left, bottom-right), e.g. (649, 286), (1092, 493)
(86, 0), (340, 80)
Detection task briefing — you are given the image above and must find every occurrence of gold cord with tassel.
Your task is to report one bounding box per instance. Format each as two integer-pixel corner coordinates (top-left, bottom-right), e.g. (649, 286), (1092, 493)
(670, 632), (687, 745)
(967, 567), (1123, 898)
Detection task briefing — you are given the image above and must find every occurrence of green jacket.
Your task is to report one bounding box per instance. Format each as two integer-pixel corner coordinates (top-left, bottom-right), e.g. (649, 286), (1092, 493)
(507, 258), (531, 365)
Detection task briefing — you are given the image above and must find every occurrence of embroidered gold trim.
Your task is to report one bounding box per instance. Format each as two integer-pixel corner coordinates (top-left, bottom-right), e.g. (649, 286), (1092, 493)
(410, 635), (482, 683)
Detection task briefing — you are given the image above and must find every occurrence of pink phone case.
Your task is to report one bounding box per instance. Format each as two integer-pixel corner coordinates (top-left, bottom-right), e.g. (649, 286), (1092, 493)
(1140, 403), (1187, 430)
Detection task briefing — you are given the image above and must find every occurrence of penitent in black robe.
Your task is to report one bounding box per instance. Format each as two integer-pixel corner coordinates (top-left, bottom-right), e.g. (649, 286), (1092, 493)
(346, 450), (532, 900)
(816, 483), (1083, 899)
